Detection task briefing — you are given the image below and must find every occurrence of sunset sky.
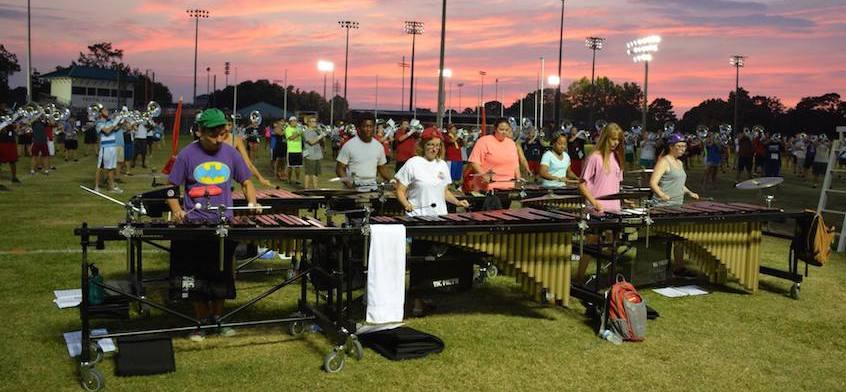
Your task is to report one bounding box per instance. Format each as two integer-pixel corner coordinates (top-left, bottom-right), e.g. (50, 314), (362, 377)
(1, 0), (844, 114)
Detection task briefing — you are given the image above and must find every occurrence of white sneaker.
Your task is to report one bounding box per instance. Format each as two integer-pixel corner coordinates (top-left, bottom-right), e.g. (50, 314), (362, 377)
(29, 170), (35, 175)
(42, 170), (49, 175)
(110, 187), (123, 194)
(94, 186), (100, 192)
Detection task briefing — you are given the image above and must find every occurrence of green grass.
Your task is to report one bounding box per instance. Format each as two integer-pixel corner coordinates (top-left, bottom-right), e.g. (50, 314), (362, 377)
(1, 142), (845, 392)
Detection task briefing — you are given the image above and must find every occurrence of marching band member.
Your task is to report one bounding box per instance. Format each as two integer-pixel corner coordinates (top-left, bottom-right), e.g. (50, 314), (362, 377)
(395, 133), (470, 216)
(579, 123), (624, 213)
(302, 116), (326, 189)
(445, 124), (464, 186)
(284, 116), (304, 185)
(336, 118), (392, 189)
(468, 118), (521, 191)
(539, 132), (579, 188)
(223, 117), (273, 187)
(394, 119), (418, 171)
(93, 107), (122, 193)
(702, 133), (722, 189)
(650, 133), (700, 206)
(812, 135), (831, 188)
(167, 108), (258, 342)
(0, 117), (20, 184)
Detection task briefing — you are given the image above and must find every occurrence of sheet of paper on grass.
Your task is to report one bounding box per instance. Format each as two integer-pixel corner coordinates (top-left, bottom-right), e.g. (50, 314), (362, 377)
(54, 289), (82, 309)
(64, 329), (116, 357)
(652, 285), (709, 298)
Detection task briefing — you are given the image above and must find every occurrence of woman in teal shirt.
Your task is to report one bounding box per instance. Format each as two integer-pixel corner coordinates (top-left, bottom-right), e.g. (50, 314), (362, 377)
(539, 133), (579, 187)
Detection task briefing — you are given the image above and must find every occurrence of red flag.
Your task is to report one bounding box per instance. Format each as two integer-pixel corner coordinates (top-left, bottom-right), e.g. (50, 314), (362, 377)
(161, 98), (183, 175)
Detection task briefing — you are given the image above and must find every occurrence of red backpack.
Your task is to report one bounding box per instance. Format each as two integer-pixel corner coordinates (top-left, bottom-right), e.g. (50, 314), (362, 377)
(608, 276), (647, 341)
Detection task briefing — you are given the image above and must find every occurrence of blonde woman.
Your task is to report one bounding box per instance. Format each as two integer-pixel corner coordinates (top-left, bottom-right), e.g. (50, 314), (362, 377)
(579, 123), (624, 213)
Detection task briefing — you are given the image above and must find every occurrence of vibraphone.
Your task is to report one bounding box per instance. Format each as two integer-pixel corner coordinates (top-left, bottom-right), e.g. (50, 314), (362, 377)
(370, 207), (592, 305)
(73, 215), (362, 388)
(593, 201), (794, 292)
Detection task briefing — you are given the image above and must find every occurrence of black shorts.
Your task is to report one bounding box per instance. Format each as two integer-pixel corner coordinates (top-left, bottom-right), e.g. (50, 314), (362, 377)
(133, 139), (147, 156)
(803, 156), (815, 169)
(737, 156), (753, 172)
(287, 152), (303, 167)
(84, 130), (97, 144)
(170, 239), (237, 300)
(812, 162), (827, 176)
(64, 139), (78, 150)
(272, 139), (287, 161)
(18, 134), (31, 145)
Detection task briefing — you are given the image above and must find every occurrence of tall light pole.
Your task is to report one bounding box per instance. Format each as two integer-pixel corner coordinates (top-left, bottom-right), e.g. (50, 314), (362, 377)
(626, 35), (661, 133)
(435, 0), (448, 129)
(186, 8), (209, 105)
(495, 78), (499, 115)
(457, 82), (464, 115)
(479, 70), (486, 114)
(317, 60), (335, 100)
(206, 66), (210, 98)
(26, 0), (31, 102)
(539, 57), (545, 130)
(398, 57), (409, 110)
(585, 37), (606, 128)
(404, 21), (424, 111)
(442, 68), (453, 124)
(554, 0), (565, 130)
(730, 55), (746, 135)
(338, 20), (359, 103)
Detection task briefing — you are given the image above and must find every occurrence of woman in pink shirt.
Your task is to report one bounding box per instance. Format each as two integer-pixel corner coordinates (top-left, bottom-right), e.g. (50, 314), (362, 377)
(468, 118), (521, 191)
(579, 123), (624, 212)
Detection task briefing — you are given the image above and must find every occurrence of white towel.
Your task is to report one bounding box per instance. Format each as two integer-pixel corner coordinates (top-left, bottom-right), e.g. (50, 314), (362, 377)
(366, 224), (407, 324)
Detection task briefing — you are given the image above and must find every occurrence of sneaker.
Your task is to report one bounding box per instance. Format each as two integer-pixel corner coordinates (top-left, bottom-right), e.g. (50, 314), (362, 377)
(94, 186), (100, 192)
(110, 187), (123, 194)
(11, 177), (21, 183)
(29, 170), (35, 175)
(188, 330), (206, 342)
(42, 170), (49, 175)
(218, 327), (237, 337)
(50, 166), (57, 170)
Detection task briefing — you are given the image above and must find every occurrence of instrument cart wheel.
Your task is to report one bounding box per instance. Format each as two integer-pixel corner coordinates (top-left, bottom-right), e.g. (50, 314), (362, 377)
(79, 365), (105, 392)
(89, 342), (104, 365)
(485, 264), (498, 278)
(287, 321), (307, 336)
(345, 335), (364, 361)
(323, 348), (346, 373)
(790, 283), (800, 300)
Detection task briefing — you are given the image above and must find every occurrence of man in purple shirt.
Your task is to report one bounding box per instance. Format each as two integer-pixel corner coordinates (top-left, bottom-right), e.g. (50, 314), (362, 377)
(167, 108), (258, 341)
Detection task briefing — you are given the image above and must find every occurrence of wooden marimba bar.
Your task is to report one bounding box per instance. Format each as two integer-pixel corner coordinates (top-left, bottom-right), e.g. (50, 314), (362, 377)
(370, 208), (580, 306)
(232, 189), (324, 213)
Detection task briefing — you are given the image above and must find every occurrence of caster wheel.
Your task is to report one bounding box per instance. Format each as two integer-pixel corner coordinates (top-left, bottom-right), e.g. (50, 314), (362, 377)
(79, 366), (105, 392)
(89, 342), (104, 365)
(485, 264), (498, 278)
(323, 349), (345, 373)
(345, 335), (364, 361)
(790, 284), (800, 300)
(287, 321), (306, 336)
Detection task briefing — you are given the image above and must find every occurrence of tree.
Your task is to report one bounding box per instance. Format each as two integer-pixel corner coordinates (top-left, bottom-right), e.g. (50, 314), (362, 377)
(679, 98), (730, 133)
(648, 98), (678, 130)
(786, 93), (845, 137)
(75, 42), (124, 69)
(0, 44), (21, 103)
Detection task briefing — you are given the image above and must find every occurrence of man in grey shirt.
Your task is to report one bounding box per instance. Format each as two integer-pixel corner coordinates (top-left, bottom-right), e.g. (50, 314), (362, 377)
(336, 118), (391, 189)
(303, 116), (325, 189)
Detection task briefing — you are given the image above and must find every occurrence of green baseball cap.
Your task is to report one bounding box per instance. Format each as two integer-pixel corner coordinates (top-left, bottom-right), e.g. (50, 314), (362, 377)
(197, 108), (227, 129)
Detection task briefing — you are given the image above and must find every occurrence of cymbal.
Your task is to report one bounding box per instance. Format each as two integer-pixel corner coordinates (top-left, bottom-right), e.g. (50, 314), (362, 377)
(735, 177), (784, 190)
(294, 188), (361, 197)
(626, 168), (654, 175)
(521, 194), (583, 203)
(596, 189), (652, 200)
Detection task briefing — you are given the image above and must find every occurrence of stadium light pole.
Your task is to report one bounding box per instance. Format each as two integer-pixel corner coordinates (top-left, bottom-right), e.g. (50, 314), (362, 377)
(554, 0), (565, 130)
(585, 36), (606, 128)
(398, 57), (409, 110)
(186, 8), (209, 105)
(435, 0), (448, 129)
(338, 20), (359, 103)
(626, 35), (661, 133)
(478, 71), (486, 127)
(730, 55), (746, 135)
(317, 60), (335, 100)
(404, 21), (424, 111)
(457, 82), (464, 115)
(441, 68), (453, 124)
(26, 0), (31, 102)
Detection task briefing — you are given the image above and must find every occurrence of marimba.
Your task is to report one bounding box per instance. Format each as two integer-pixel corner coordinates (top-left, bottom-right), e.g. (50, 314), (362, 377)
(370, 208), (589, 306)
(594, 201), (790, 292)
(232, 188), (324, 212)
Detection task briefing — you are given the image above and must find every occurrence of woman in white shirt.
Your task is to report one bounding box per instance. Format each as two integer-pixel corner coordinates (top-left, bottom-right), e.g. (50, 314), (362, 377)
(539, 133), (579, 187)
(395, 134), (470, 216)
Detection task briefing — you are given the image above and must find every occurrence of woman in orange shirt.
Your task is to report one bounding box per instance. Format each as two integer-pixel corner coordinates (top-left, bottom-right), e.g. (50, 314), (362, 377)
(467, 118), (521, 191)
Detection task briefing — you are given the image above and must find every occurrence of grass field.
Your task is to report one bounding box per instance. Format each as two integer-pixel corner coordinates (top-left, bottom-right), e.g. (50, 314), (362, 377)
(1, 139), (845, 392)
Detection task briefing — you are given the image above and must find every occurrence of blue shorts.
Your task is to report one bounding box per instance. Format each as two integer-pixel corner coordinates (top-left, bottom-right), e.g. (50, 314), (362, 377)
(449, 161), (463, 183)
